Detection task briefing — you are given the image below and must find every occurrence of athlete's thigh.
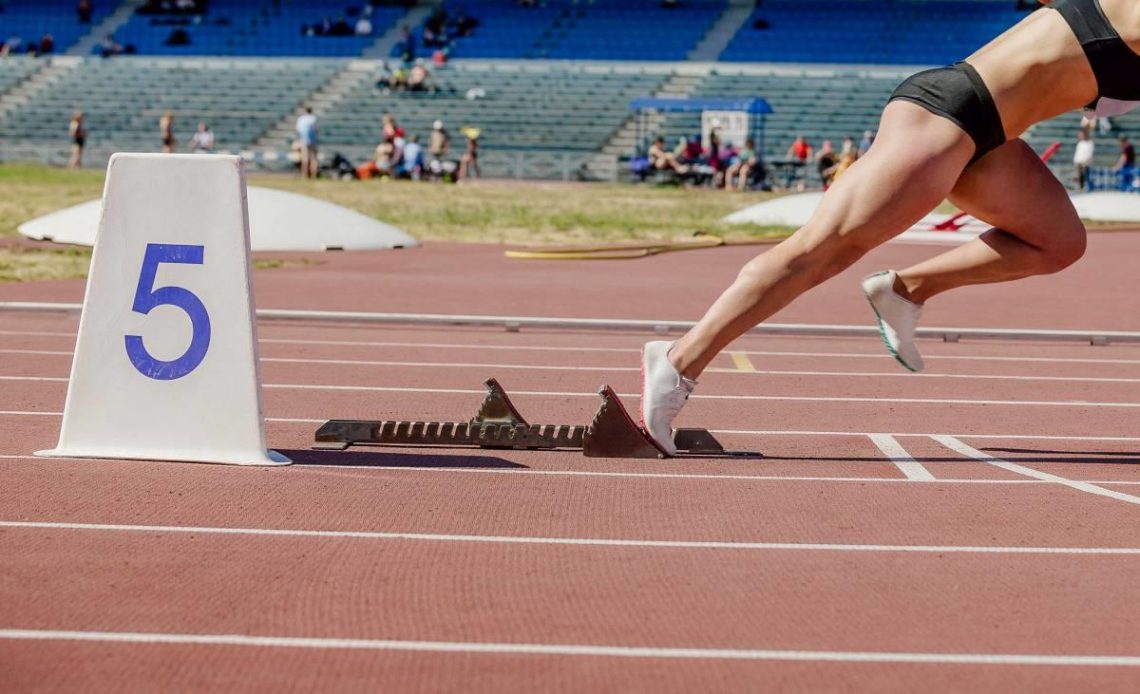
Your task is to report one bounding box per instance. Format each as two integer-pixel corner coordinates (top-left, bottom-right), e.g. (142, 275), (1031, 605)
(949, 139), (1084, 247)
(799, 101), (975, 249)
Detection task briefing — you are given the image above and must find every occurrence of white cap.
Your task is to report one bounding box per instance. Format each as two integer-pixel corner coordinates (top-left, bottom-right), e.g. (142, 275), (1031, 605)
(433, 120), (443, 129)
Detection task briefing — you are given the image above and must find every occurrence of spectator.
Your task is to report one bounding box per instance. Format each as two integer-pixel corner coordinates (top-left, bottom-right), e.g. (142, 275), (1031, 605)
(648, 136), (688, 175)
(159, 111), (176, 153)
(381, 112), (401, 142)
(401, 134), (424, 180)
(39, 34), (54, 55)
(190, 121), (214, 152)
(374, 139), (396, 176)
(296, 107), (319, 179)
(786, 134), (812, 191)
(815, 139), (837, 188)
(1114, 136), (1135, 171)
(1073, 129), (1094, 190)
(459, 127), (480, 180)
(99, 35), (122, 58)
(77, 0), (93, 24)
(408, 59), (434, 92)
(68, 111), (86, 169)
(725, 138), (759, 191)
(829, 150), (857, 182)
(839, 135), (856, 159)
(330, 17), (353, 36)
(355, 15), (372, 35)
(429, 119), (449, 158)
(1, 35), (22, 56)
(164, 27), (191, 46)
(858, 129), (875, 156)
(396, 24), (415, 61)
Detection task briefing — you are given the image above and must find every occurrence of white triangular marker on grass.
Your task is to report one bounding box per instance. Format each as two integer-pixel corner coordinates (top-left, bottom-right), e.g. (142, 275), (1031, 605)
(38, 153), (289, 465)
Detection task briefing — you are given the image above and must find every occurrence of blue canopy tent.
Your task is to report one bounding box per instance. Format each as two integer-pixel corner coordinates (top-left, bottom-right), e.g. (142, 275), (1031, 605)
(628, 96), (774, 157)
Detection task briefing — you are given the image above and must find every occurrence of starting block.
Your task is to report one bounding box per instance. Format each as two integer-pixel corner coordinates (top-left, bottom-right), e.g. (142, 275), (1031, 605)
(314, 378), (760, 459)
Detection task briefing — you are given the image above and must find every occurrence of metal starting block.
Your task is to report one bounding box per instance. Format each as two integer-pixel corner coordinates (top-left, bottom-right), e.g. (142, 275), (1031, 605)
(313, 378), (760, 459)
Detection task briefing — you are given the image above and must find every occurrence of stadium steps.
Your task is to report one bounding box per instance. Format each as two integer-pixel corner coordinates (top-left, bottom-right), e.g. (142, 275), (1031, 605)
(253, 59), (375, 151)
(687, 1), (753, 62)
(67, 0), (146, 57)
(362, 4), (433, 59)
(0, 56), (82, 122)
(599, 69), (702, 160)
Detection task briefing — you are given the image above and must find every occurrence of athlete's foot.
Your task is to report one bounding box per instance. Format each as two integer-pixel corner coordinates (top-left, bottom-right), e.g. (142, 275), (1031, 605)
(640, 340), (697, 456)
(861, 270), (925, 372)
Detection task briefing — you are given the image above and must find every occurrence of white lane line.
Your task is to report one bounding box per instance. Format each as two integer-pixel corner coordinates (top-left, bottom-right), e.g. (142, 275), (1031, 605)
(932, 436), (1140, 507)
(11, 347), (1140, 384)
(8, 452), (1140, 487)
(7, 452), (1140, 486)
(6, 333), (1140, 366)
(12, 375), (1139, 410)
(868, 434), (935, 481)
(5, 520), (1140, 555)
(3, 629), (1140, 666)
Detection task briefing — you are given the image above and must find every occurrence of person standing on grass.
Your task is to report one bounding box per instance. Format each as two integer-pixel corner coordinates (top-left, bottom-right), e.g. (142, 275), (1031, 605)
(296, 107), (319, 179)
(68, 111), (86, 169)
(159, 111), (175, 154)
(640, 0), (1140, 455)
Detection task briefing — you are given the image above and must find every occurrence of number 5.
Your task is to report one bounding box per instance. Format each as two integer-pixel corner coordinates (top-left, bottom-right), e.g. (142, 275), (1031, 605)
(124, 243), (212, 380)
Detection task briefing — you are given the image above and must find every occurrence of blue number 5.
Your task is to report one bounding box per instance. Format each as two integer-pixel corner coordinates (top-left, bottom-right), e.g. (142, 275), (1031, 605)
(124, 243), (212, 380)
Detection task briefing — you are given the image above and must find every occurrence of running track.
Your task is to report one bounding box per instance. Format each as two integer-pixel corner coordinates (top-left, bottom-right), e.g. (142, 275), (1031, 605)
(3, 236), (1140, 692)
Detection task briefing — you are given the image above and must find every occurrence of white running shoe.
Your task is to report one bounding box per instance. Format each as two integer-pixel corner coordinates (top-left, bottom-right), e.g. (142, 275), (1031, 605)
(861, 270), (925, 372)
(640, 340), (696, 456)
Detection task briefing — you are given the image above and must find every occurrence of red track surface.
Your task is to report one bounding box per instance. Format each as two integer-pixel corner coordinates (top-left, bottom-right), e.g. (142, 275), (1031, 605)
(3, 235), (1140, 692)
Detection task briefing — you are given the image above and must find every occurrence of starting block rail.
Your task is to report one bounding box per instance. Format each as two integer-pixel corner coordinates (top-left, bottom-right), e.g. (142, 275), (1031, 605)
(314, 379), (761, 459)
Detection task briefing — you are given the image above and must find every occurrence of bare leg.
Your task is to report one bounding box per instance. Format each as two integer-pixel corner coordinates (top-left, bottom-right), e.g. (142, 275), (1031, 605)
(895, 139), (1087, 304)
(669, 102), (976, 378)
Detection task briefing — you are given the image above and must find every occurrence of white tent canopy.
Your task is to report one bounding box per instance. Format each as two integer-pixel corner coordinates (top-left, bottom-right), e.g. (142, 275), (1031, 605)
(19, 186), (419, 252)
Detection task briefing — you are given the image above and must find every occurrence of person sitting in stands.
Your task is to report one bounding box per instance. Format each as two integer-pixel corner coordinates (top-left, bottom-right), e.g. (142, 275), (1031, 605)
(38, 34), (54, 54)
(400, 134), (424, 180)
(77, 0), (93, 23)
(408, 60), (433, 92)
(355, 15), (373, 36)
(99, 35), (122, 57)
(649, 136), (688, 175)
(190, 121), (214, 152)
(0, 35), (22, 56)
(725, 138), (759, 191)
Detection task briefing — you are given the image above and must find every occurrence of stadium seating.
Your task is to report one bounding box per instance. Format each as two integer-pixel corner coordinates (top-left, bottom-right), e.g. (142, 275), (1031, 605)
(113, 0), (404, 57)
(0, 57), (340, 156)
(398, 0), (723, 61)
(0, 55), (42, 94)
(319, 62), (667, 166)
(0, 0), (109, 54)
(720, 0), (1028, 66)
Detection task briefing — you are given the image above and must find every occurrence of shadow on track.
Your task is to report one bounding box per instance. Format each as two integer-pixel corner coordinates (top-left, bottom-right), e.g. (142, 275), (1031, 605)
(280, 449), (529, 469)
(980, 448), (1140, 465)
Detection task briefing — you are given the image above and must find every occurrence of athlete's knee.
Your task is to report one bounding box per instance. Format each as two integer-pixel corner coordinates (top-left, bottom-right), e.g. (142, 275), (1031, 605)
(1039, 222), (1086, 274)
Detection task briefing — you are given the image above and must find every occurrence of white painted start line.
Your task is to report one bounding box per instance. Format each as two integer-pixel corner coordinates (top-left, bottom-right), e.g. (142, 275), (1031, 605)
(8, 347), (1140, 384)
(1, 628), (1140, 666)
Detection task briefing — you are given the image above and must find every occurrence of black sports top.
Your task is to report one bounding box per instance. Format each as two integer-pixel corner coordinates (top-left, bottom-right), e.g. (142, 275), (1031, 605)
(1051, 0), (1140, 115)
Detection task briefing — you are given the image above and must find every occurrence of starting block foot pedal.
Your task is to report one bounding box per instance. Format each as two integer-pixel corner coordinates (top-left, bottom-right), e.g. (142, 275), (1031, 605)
(583, 385), (762, 459)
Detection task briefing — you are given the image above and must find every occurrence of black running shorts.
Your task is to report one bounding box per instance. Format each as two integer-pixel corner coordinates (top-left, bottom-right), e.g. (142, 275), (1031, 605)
(888, 61), (1006, 165)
